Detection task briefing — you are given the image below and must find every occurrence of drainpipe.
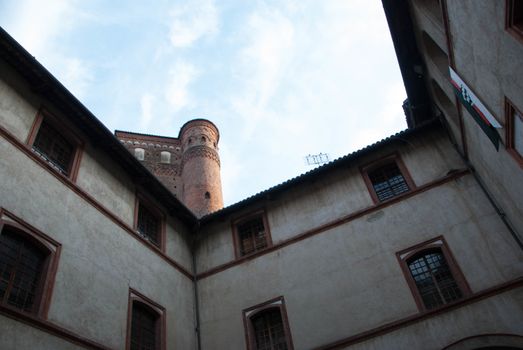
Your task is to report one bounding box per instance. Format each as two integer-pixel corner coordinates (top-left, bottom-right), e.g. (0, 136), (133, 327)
(191, 221), (202, 350)
(440, 116), (523, 250)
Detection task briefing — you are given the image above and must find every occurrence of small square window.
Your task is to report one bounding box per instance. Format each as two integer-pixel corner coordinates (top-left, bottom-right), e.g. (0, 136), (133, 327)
(27, 109), (83, 180)
(233, 212), (271, 258)
(506, 98), (523, 167)
(361, 155), (415, 204)
(134, 196), (164, 249)
(506, 0), (523, 40)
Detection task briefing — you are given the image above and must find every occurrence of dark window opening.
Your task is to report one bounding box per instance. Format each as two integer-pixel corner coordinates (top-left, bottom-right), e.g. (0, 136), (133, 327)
(131, 302), (159, 350)
(368, 162), (410, 202)
(137, 203), (160, 246)
(252, 308), (288, 350)
(507, 0), (523, 36)
(33, 120), (74, 175)
(0, 228), (47, 313)
(204, 191), (211, 199)
(237, 217), (267, 256)
(407, 249), (463, 310)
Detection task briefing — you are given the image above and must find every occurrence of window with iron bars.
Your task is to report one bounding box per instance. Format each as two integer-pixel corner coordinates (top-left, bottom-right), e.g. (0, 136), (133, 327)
(0, 227), (47, 313)
(130, 301), (160, 350)
(32, 120), (74, 176)
(137, 203), (160, 246)
(368, 162), (410, 202)
(407, 249), (463, 310)
(251, 308), (288, 350)
(237, 217), (268, 256)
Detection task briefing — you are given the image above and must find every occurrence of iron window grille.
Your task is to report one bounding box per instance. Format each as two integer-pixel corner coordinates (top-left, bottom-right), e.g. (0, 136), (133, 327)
(252, 308), (288, 350)
(137, 203), (160, 246)
(505, 97), (523, 167)
(407, 249), (463, 310)
(32, 120), (75, 176)
(368, 162), (410, 202)
(507, 0), (523, 38)
(0, 227), (47, 313)
(237, 217), (268, 256)
(131, 302), (159, 350)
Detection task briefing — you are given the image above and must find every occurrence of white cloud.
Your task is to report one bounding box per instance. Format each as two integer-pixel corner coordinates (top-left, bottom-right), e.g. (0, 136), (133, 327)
(3, 0), (76, 58)
(168, 0), (219, 48)
(139, 94), (156, 130)
(232, 7), (295, 137)
(164, 61), (199, 113)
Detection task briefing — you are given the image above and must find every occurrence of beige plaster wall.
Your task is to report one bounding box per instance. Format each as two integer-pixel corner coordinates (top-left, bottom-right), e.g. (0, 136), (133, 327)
(0, 315), (86, 350)
(195, 129), (465, 273)
(0, 136), (197, 349)
(341, 288), (523, 350)
(195, 128), (522, 349)
(410, 0), (523, 236)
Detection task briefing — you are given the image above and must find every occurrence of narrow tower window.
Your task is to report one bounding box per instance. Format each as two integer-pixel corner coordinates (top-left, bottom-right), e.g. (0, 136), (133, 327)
(134, 148), (145, 161)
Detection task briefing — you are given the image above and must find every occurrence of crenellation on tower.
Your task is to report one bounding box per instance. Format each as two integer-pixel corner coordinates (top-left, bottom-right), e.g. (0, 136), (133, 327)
(115, 118), (224, 217)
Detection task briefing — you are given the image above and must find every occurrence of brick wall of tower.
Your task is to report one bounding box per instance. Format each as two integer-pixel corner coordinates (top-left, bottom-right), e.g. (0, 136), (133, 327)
(114, 119), (224, 217)
(115, 131), (183, 198)
(180, 119), (224, 217)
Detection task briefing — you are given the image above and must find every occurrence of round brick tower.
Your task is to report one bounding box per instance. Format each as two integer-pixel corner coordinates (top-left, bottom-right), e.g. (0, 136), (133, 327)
(180, 119), (223, 217)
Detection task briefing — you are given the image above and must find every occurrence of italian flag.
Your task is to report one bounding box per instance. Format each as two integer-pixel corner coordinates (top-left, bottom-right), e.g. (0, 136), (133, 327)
(449, 67), (501, 150)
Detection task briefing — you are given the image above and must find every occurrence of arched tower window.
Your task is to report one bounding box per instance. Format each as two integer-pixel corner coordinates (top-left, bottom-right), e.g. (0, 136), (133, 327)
(134, 148), (145, 161)
(160, 151), (171, 164)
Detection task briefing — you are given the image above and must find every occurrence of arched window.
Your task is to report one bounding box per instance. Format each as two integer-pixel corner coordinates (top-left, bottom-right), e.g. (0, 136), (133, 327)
(131, 302), (160, 350)
(407, 249), (462, 309)
(251, 308), (288, 350)
(127, 289), (165, 350)
(0, 210), (60, 317)
(160, 151), (171, 164)
(243, 296), (294, 350)
(397, 237), (470, 312)
(134, 148), (145, 161)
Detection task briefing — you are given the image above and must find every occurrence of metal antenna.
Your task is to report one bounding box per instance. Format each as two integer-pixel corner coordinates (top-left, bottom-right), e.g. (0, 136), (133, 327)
(305, 153), (330, 166)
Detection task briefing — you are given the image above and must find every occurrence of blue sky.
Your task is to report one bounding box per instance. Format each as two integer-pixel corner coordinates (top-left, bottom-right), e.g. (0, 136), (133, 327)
(0, 0), (407, 206)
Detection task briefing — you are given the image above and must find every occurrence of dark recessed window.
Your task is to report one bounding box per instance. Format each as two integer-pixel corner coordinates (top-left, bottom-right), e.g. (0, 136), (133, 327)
(237, 216), (268, 256)
(137, 203), (160, 246)
(252, 308), (288, 350)
(407, 249), (463, 310)
(507, 0), (523, 38)
(368, 162), (410, 202)
(32, 120), (75, 175)
(243, 297), (294, 350)
(130, 302), (160, 350)
(506, 98), (523, 167)
(0, 227), (47, 313)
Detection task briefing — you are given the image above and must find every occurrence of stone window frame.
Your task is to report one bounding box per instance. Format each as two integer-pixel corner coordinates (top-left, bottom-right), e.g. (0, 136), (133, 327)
(26, 108), (84, 182)
(126, 288), (166, 350)
(242, 296), (294, 350)
(505, 97), (523, 168)
(360, 153), (416, 204)
(0, 207), (61, 319)
(133, 192), (166, 251)
(506, 0), (523, 43)
(396, 236), (471, 312)
(231, 209), (272, 259)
